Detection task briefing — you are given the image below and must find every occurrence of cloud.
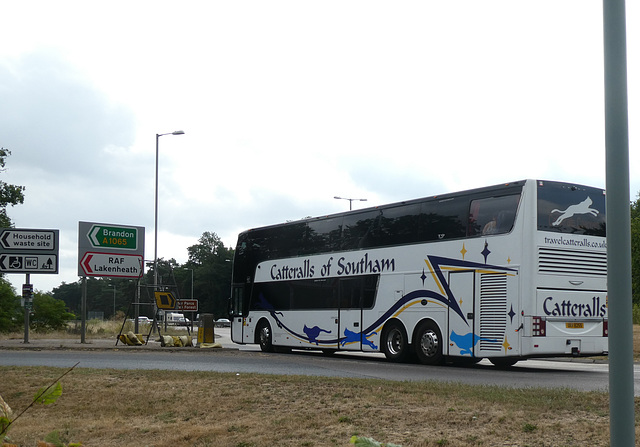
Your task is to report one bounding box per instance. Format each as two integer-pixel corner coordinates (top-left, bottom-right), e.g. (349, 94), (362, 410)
(0, 50), (136, 177)
(0, 50), (140, 291)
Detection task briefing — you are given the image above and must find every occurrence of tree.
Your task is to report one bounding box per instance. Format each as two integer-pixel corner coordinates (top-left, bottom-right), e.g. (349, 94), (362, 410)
(51, 281), (83, 315)
(178, 232), (234, 318)
(0, 148), (26, 228)
(31, 292), (75, 332)
(0, 277), (21, 333)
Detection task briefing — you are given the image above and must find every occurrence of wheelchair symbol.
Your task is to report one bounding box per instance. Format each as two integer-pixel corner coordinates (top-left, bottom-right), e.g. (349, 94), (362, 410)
(9, 256), (22, 269)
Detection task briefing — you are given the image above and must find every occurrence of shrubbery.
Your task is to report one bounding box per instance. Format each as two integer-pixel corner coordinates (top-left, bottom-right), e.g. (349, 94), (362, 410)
(0, 278), (21, 333)
(30, 292), (76, 332)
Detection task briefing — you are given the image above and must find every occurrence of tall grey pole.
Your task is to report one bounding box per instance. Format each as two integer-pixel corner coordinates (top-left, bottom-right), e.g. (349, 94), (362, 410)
(603, 0), (635, 445)
(154, 131), (185, 297)
(154, 133), (160, 296)
(81, 276), (87, 344)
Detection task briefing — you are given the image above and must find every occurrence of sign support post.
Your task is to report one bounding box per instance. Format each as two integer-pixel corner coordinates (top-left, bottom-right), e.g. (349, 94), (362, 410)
(23, 274), (31, 344)
(81, 277), (87, 344)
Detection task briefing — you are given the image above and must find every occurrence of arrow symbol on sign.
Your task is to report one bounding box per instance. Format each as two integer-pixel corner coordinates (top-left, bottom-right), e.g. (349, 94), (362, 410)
(89, 227), (100, 246)
(82, 254), (94, 274)
(0, 232), (10, 249)
(155, 291), (176, 309)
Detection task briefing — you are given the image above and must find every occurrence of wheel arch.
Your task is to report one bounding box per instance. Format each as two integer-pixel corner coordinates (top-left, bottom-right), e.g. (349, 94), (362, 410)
(254, 316), (272, 344)
(381, 317), (408, 338)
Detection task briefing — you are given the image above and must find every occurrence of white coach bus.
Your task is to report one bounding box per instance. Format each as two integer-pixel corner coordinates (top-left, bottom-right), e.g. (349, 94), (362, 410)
(229, 180), (607, 367)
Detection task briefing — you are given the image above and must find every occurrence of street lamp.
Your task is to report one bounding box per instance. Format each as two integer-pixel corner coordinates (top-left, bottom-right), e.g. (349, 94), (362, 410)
(334, 196), (367, 211)
(154, 130), (185, 294)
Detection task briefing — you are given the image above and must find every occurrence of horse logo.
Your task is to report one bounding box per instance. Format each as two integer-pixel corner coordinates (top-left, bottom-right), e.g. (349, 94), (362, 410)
(551, 197), (599, 226)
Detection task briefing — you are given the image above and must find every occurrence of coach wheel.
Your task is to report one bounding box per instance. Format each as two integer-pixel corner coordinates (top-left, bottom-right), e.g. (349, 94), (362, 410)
(382, 321), (409, 363)
(257, 320), (274, 353)
(414, 321), (444, 365)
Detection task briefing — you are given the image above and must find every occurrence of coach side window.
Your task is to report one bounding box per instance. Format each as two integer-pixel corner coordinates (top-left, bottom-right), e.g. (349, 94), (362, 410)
(468, 195), (520, 237)
(422, 198), (467, 241)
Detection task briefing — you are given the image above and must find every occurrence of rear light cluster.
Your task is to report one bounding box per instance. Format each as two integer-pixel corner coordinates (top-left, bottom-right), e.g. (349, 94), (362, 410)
(603, 319), (608, 337)
(532, 316), (546, 337)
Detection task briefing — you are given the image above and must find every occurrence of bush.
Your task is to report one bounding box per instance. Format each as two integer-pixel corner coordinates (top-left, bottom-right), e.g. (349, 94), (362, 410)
(31, 292), (75, 332)
(0, 278), (21, 333)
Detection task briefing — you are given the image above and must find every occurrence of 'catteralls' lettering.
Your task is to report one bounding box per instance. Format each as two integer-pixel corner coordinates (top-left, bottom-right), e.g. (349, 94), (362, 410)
(543, 296), (607, 317)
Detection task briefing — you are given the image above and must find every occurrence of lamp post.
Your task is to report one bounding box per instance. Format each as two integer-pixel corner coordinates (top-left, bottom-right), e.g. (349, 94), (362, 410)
(154, 130), (185, 294)
(334, 196), (367, 211)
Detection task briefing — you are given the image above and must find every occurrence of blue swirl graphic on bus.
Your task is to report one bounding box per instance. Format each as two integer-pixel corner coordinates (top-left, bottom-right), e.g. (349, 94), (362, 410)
(255, 289), (449, 347)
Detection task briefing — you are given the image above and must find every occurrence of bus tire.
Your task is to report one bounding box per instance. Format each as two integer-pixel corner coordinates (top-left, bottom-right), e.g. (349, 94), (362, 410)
(381, 321), (409, 363)
(414, 320), (444, 365)
(257, 320), (274, 352)
(489, 358), (518, 368)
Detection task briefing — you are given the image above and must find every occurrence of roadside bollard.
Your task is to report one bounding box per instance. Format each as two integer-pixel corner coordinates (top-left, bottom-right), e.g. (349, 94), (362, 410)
(197, 314), (215, 347)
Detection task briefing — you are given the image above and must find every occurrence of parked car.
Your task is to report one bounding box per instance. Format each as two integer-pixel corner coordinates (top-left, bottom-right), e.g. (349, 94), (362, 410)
(165, 312), (190, 325)
(126, 316), (151, 324)
(215, 318), (231, 328)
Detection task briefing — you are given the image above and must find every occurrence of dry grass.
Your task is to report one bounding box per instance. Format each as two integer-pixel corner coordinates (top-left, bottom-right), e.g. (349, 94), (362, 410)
(0, 325), (639, 445)
(1, 366), (636, 447)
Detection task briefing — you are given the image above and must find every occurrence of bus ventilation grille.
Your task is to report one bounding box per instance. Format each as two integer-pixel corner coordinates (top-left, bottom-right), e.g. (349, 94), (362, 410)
(538, 247), (607, 276)
(479, 273), (507, 351)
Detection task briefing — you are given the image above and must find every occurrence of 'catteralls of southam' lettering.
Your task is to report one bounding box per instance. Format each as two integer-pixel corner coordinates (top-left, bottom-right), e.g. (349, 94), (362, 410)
(269, 252), (396, 281)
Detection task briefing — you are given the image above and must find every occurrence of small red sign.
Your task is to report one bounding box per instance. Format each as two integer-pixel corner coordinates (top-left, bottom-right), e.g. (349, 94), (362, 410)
(176, 299), (198, 312)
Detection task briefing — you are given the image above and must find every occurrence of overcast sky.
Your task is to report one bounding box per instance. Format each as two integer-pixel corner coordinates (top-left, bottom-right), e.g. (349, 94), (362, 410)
(0, 1), (638, 293)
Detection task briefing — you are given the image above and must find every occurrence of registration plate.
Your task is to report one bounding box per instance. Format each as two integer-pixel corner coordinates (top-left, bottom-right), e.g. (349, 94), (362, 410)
(566, 322), (584, 329)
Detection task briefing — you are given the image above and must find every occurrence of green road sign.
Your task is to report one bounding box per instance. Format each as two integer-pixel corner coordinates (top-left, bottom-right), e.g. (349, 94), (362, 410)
(89, 225), (138, 250)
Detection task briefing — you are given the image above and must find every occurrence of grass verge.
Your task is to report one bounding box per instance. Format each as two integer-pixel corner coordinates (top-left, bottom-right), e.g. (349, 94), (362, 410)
(1, 366), (637, 447)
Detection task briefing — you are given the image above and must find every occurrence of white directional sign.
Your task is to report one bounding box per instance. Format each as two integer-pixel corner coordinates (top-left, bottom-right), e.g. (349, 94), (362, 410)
(0, 229), (57, 250)
(80, 252), (144, 278)
(0, 228), (59, 274)
(0, 254), (58, 274)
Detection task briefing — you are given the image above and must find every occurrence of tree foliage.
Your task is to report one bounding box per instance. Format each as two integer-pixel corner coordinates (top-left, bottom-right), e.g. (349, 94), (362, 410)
(0, 148), (26, 228)
(31, 292), (75, 332)
(0, 277), (21, 333)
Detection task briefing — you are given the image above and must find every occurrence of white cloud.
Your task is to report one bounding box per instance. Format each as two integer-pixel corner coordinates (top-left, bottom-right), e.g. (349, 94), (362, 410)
(0, 0), (637, 293)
